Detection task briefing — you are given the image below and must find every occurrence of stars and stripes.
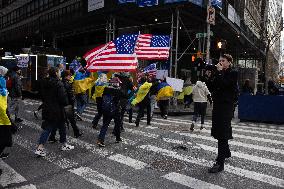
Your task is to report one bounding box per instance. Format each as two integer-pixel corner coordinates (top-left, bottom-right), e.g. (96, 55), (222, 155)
(135, 34), (170, 60)
(85, 35), (139, 71)
(83, 34), (170, 72)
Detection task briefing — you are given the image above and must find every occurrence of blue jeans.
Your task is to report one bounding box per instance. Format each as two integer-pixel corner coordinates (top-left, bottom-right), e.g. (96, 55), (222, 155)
(38, 121), (66, 145)
(76, 93), (88, 115)
(98, 113), (121, 141)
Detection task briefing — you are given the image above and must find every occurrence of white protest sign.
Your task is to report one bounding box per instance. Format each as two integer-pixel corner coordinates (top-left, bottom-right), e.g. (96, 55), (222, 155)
(166, 77), (184, 92)
(156, 70), (168, 80)
(16, 56), (29, 68)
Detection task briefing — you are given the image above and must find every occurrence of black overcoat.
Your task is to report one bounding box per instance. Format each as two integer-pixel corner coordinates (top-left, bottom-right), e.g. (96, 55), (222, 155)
(211, 68), (238, 140)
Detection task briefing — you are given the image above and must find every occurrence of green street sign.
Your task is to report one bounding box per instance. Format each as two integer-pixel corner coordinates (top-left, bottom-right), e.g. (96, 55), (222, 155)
(196, 32), (213, 38)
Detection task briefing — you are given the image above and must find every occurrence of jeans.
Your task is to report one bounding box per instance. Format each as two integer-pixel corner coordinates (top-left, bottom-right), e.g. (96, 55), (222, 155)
(76, 93), (88, 115)
(92, 97), (103, 126)
(8, 97), (22, 120)
(38, 121), (66, 144)
(150, 95), (156, 117)
(192, 102), (207, 124)
(98, 112), (121, 141)
(158, 100), (169, 118)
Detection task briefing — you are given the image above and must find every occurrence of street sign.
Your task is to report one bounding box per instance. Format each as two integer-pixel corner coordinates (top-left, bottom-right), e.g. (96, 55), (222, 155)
(195, 32), (213, 38)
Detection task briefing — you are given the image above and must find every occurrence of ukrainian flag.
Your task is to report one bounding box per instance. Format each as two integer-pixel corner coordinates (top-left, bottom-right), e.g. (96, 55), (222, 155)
(156, 82), (174, 101)
(92, 73), (108, 100)
(72, 71), (96, 94)
(0, 76), (11, 125)
(131, 82), (152, 106)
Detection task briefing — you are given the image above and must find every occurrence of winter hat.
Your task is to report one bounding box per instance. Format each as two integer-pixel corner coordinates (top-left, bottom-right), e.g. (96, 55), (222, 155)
(0, 66), (8, 76)
(109, 77), (122, 87)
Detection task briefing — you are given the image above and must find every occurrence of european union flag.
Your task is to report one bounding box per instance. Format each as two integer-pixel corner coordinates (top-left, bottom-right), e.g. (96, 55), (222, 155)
(137, 0), (158, 7)
(118, 0), (136, 3)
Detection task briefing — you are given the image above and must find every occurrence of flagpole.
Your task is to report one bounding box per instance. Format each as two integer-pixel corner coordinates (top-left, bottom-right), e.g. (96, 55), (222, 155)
(206, 0), (211, 64)
(174, 8), (179, 78)
(169, 12), (174, 78)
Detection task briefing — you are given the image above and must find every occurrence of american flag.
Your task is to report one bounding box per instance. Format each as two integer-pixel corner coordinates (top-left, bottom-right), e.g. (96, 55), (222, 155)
(137, 63), (157, 82)
(84, 35), (139, 71)
(135, 34), (170, 60)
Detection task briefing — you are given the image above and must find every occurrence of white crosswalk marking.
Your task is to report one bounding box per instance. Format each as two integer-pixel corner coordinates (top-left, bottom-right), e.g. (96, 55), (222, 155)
(108, 154), (148, 170)
(0, 160), (27, 187)
(139, 145), (284, 188)
(162, 172), (225, 189)
(14, 184), (37, 189)
(70, 167), (135, 189)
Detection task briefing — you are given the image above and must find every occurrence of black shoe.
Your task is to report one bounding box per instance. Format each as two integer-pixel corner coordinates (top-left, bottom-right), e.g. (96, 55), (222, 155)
(147, 123), (151, 126)
(92, 124), (98, 130)
(121, 127), (125, 132)
(0, 169), (2, 176)
(48, 138), (57, 143)
(135, 123), (139, 127)
(115, 137), (122, 143)
(74, 132), (83, 138)
(97, 139), (105, 147)
(190, 123), (194, 131)
(129, 120), (133, 123)
(15, 118), (23, 123)
(0, 153), (9, 159)
(208, 163), (224, 173)
(215, 153), (231, 161)
(163, 115), (167, 119)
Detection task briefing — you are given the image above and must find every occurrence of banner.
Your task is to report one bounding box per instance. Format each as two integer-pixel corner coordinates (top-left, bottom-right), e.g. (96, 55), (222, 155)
(16, 56), (29, 68)
(166, 77), (184, 92)
(137, 0), (158, 7)
(88, 0), (104, 12)
(156, 70), (168, 80)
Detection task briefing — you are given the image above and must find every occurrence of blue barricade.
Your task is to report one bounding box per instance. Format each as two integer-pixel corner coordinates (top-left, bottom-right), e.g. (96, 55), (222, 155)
(238, 95), (284, 123)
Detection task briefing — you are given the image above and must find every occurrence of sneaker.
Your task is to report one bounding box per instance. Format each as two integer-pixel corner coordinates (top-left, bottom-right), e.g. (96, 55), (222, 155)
(61, 143), (74, 151)
(135, 123), (139, 127)
(163, 115), (168, 119)
(97, 140), (105, 147)
(33, 111), (39, 119)
(48, 138), (57, 143)
(147, 123), (151, 126)
(0, 153), (9, 159)
(129, 120), (133, 123)
(200, 125), (205, 130)
(35, 148), (46, 157)
(76, 114), (83, 121)
(208, 163), (224, 173)
(92, 124), (98, 130)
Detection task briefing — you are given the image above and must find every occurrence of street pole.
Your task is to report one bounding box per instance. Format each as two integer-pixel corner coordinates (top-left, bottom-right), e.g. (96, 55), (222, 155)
(206, 0), (211, 64)
(174, 8), (179, 78)
(169, 13), (174, 78)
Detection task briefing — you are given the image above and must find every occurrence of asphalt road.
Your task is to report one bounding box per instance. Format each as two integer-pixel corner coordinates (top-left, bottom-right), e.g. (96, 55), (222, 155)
(0, 98), (283, 189)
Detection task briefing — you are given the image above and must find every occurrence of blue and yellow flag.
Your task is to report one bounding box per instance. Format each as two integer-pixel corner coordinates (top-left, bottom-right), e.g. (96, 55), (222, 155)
(156, 82), (174, 101)
(92, 73), (108, 99)
(0, 76), (11, 125)
(131, 82), (152, 106)
(72, 71), (96, 94)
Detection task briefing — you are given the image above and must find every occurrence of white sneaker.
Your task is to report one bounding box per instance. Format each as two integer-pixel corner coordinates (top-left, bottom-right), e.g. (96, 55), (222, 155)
(61, 143), (74, 151)
(35, 148), (46, 157)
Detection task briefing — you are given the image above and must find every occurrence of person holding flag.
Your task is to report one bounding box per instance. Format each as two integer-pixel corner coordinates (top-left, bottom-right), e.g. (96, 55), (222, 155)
(156, 79), (174, 119)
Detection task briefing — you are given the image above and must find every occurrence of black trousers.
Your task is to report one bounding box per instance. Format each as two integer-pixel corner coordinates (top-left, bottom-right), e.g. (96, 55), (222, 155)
(92, 97), (103, 126)
(158, 100), (169, 117)
(192, 102), (207, 124)
(216, 139), (231, 164)
(135, 102), (151, 125)
(120, 106), (127, 129)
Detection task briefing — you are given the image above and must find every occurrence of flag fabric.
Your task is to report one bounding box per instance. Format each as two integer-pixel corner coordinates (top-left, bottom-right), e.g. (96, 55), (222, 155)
(92, 73), (108, 99)
(85, 35), (139, 72)
(135, 34), (170, 60)
(0, 66), (11, 126)
(156, 82), (174, 101)
(72, 71), (96, 94)
(137, 0), (158, 7)
(69, 59), (82, 72)
(131, 82), (152, 106)
(143, 63), (157, 78)
(164, 0), (187, 3)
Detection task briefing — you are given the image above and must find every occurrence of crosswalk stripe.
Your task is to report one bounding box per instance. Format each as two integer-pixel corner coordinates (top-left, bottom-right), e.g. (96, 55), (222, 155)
(196, 144), (284, 168)
(139, 145), (284, 188)
(108, 154), (148, 170)
(69, 166), (134, 189)
(0, 160), (27, 187)
(177, 132), (284, 155)
(14, 184), (37, 189)
(14, 135), (134, 189)
(162, 172), (225, 189)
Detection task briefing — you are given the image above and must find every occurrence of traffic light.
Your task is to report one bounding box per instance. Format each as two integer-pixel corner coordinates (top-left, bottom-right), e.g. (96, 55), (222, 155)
(217, 40), (227, 49)
(192, 55), (196, 62)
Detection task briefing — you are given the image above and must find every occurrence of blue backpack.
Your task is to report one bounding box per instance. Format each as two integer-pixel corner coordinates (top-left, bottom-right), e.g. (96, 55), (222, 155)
(102, 94), (116, 115)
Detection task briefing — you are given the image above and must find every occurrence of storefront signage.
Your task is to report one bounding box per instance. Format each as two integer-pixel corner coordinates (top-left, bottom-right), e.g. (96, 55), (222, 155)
(16, 56), (29, 68)
(88, 0), (104, 12)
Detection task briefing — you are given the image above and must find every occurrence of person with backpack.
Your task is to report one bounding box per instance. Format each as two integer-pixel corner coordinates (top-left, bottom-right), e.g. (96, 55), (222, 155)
(190, 81), (212, 131)
(7, 66), (23, 123)
(97, 77), (123, 147)
(208, 54), (238, 173)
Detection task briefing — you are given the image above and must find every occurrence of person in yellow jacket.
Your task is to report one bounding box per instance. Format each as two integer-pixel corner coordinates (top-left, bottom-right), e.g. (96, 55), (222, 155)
(91, 73), (108, 129)
(0, 66), (14, 175)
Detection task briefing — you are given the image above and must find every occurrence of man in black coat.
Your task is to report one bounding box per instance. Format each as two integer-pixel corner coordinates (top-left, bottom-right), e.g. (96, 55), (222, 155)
(209, 54), (238, 173)
(35, 67), (74, 157)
